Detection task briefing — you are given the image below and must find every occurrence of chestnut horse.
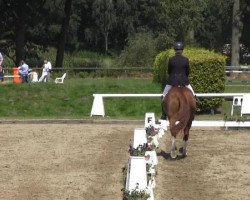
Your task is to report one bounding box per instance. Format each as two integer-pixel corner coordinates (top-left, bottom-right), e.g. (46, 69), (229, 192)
(163, 86), (196, 158)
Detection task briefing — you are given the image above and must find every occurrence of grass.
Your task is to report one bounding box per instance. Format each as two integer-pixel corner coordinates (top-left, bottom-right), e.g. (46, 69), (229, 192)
(0, 77), (249, 120)
(0, 78), (162, 119)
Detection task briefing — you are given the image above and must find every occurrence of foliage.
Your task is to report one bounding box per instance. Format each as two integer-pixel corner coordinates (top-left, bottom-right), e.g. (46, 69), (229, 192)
(117, 32), (157, 68)
(161, 0), (207, 44)
(2, 48), (112, 70)
(195, 0), (233, 49)
(92, 0), (116, 53)
(63, 50), (112, 69)
(0, 0), (250, 66)
(123, 187), (150, 200)
(152, 51), (169, 89)
(153, 47), (227, 112)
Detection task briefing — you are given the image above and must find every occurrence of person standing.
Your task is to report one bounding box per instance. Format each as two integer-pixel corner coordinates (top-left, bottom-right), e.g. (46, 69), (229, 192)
(45, 59), (52, 82)
(0, 52), (3, 66)
(18, 60), (30, 83)
(0, 52), (4, 82)
(0, 66), (4, 82)
(38, 60), (50, 82)
(161, 42), (195, 119)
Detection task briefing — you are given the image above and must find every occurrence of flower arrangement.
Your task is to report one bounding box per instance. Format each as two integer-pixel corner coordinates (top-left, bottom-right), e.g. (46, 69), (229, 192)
(145, 125), (158, 136)
(128, 143), (155, 156)
(123, 185), (150, 200)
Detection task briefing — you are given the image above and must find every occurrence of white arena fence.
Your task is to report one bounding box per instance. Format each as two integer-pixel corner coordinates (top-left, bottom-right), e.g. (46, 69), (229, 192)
(90, 93), (250, 128)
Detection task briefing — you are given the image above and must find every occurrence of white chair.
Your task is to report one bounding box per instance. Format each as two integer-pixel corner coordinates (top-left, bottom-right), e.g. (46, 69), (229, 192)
(55, 73), (66, 84)
(231, 96), (243, 116)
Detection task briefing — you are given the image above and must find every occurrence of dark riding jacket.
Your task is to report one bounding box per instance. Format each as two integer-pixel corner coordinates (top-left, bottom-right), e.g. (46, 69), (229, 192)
(166, 53), (190, 86)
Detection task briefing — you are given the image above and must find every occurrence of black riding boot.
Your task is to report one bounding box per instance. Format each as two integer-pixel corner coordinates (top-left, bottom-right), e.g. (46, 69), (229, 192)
(160, 96), (167, 120)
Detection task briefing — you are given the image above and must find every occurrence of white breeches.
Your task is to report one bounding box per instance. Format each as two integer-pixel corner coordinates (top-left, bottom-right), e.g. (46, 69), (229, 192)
(163, 84), (195, 97)
(38, 73), (48, 82)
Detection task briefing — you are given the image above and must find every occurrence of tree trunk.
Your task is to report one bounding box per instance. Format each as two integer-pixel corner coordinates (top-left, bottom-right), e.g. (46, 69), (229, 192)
(231, 0), (242, 68)
(104, 32), (109, 54)
(55, 0), (72, 68)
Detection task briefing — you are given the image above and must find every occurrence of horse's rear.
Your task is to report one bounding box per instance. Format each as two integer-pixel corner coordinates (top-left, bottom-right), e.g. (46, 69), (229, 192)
(164, 87), (196, 158)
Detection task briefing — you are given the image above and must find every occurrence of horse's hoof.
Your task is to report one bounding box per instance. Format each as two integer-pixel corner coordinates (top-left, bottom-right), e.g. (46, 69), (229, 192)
(179, 147), (187, 157)
(182, 151), (187, 157)
(170, 150), (177, 159)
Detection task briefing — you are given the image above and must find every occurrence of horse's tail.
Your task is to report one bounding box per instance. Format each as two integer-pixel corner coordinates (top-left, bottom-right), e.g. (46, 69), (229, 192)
(170, 92), (190, 134)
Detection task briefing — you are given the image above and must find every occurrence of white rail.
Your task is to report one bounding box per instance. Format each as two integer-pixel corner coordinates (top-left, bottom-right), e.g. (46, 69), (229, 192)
(90, 93), (250, 117)
(4, 75), (20, 78)
(93, 93), (246, 98)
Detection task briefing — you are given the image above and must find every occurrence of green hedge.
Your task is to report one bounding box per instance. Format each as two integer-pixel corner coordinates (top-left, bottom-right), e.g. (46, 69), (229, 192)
(153, 47), (226, 112)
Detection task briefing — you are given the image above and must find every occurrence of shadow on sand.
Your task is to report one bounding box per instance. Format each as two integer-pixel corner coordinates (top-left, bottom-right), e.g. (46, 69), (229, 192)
(157, 150), (186, 161)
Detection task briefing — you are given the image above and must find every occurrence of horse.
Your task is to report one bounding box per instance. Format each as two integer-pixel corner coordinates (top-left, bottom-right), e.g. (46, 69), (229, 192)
(163, 86), (196, 158)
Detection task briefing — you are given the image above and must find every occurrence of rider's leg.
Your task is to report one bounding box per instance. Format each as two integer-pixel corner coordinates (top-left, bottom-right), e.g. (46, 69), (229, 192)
(161, 85), (172, 119)
(186, 84), (195, 96)
(163, 84), (172, 97)
(160, 95), (166, 119)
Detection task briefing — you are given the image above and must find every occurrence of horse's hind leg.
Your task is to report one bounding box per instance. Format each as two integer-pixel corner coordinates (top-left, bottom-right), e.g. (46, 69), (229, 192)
(170, 136), (178, 159)
(181, 121), (192, 156)
(170, 121), (178, 159)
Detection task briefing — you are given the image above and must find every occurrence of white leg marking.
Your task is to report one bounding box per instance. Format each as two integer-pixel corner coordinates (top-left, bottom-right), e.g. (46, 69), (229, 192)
(183, 140), (188, 156)
(171, 137), (176, 151)
(170, 137), (177, 158)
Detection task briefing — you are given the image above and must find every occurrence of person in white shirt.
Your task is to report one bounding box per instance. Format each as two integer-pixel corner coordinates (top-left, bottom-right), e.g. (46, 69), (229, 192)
(38, 65), (48, 82)
(38, 59), (51, 82)
(0, 52), (4, 82)
(0, 52), (3, 66)
(45, 59), (52, 82)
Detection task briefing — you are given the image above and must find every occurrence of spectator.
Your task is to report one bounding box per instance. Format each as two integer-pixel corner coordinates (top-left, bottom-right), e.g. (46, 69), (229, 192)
(44, 59), (52, 82)
(0, 52), (4, 82)
(0, 65), (4, 82)
(38, 60), (50, 82)
(18, 60), (30, 83)
(29, 70), (38, 83)
(0, 52), (3, 66)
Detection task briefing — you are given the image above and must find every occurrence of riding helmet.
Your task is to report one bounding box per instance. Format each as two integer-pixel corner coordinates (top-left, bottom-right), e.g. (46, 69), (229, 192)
(174, 42), (184, 50)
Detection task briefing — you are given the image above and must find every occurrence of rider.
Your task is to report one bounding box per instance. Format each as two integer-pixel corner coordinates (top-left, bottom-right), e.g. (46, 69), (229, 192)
(161, 42), (195, 119)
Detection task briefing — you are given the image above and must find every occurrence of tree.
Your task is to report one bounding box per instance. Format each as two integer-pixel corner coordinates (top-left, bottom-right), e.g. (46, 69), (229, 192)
(92, 0), (116, 53)
(195, 0), (233, 50)
(241, 0), (250, 53)
(55, 0), (73, 68)
(1, 0), (46, 65)
(231, 0), (242, 67)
